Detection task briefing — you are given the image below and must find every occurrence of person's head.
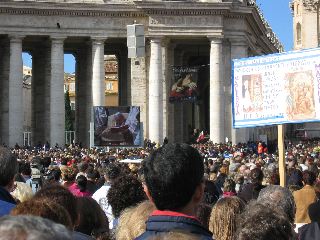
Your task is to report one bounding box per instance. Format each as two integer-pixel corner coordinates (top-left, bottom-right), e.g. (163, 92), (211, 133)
(20, 162), (31, 176)
(196, 203), (212, 229)
(75, 197), (109, 239)
(105, 163), (121, 183)
(236, 202), (294, 240)
(143, 143), (204, 212)
(0, 215), (72, 240)
(302, 170), (316, 186)
(287, 169), (303, 187)
(116, 200), (156, 240)
(11, 182), (33, 202)
(78, 162), (89, 173)
(0, 147), (18, 190)
(10, 198), (73, 229)
(223, 178), (236, 193)
(76, 175), (87, 192)
(33, 185), (78, 227)
(61, 158), (68, 166)
(61, 167), (77, 182)
(107, 174), (146, 218)
(86, 169), (100, 181)
(250, 168), (264, 184)
(257, 185), (296, 224)
(209, 196), (245, 240)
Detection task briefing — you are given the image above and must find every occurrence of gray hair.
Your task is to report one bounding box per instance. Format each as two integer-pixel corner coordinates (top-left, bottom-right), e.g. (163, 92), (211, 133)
(0, 146), (18, 187)
(0, 215), (72, 240)
(257, 185), (296, 223)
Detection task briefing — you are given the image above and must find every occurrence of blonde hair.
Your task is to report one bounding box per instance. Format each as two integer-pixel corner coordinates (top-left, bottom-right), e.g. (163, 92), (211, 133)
(11, 182), (33, 202)
(116, 200), (156, 240)
(209, 196), (245, 240)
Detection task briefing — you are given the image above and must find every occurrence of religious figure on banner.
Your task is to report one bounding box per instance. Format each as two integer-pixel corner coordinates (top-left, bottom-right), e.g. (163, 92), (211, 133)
(241, 74), (263, 114)
(284, 71), (315, 120)
(169, 72), (198, 102)
(242, 77), (253, 112)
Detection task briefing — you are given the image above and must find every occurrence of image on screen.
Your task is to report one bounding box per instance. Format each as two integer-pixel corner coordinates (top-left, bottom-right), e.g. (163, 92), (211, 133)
(94, 106), (141, 146)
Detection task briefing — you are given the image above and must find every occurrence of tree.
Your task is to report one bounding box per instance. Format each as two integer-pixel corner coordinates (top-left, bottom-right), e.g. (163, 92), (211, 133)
(65, 90), (74, 131)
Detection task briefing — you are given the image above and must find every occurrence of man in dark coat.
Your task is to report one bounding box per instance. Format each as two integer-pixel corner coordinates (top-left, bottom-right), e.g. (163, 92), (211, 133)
(135, 143), (213, 240)
(238, 167), (265, 203)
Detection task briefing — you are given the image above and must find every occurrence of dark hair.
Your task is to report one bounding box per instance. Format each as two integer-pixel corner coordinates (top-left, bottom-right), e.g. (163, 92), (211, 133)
(11, 198), (73, 229)
(61, 158), (68, 166)
(308, 201), (320, 222)
(143, 143), (204, 211)
(34, 185), (78, 226)
(204, 180), (220, 205)
(236, 202), (293, 240)
(107, 174), (146, 218)
(0, 147), (18, 187)
(76, 197), (109, 239)
(302, 170), (316, 186)
(78, 162), (89, 172)
(106, 164), (121, 181)
(196, 203), (212, 229)
(76, 175), (87, 192)
(20, 162), (32, 176)
(287, 169), (303, 187)
(223, 178), (236, 193)
(250, 168), (264, 184)
(86, 169), (100, 180)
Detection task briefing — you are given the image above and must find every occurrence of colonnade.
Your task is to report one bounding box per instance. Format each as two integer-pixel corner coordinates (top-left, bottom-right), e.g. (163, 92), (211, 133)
(0, 34), (250, 147)
(0, 35), (106, 147)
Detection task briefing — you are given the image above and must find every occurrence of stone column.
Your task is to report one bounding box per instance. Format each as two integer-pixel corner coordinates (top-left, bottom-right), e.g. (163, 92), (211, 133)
(91, 38), (106, 107)
(75, 43), (92, 147)
(148, 37), (163, 144)
(209, 37), (225, 143)
(0, 39), (10, 145)
(163, 41), (175, 142)
(230, 39), (248, 144)
(8, 35), (24, 146)
(49, 37), (65, 147)
(131, 56), (147, 141)
(161, 38), (170, 141)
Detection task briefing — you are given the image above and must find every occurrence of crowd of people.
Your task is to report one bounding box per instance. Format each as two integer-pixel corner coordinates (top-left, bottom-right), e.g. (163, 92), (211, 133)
(1, 138), (320, 239)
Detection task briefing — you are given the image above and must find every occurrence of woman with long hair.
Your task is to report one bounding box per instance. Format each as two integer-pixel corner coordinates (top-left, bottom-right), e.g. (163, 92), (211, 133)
(209, 196), (245, 240)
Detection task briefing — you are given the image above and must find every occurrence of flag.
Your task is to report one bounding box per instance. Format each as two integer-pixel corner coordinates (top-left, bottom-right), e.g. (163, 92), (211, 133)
(196, 131), (205, 143)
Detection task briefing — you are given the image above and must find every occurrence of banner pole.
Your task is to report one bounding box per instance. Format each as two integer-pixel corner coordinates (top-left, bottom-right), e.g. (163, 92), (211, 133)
(278, 124), (286, 187)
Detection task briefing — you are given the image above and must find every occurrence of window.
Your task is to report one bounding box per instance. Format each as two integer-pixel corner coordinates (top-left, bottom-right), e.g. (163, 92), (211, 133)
(70, 102), (75, 110)
(296, 23), (302, 45)
(106, 82), (113, 91)
(296, 4), (300, 15)
(69, 83), (75, 92)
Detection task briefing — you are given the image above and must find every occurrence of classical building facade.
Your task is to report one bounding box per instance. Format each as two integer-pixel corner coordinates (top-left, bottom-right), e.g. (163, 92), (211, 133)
(64, 55), (119, 108)
(0, 0), (282, 147)
(291, 0), (320, 138)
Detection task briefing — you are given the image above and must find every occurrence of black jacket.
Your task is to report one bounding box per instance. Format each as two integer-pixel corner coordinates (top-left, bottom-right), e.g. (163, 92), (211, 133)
(237, 182), (265, 203)
(0, 186), (16, 204)
(135, 210), (213, 240)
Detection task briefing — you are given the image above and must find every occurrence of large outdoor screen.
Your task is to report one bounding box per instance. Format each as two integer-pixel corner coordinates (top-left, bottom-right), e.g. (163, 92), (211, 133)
(94, 106), (141, 146)
(232, 47), (320, 128)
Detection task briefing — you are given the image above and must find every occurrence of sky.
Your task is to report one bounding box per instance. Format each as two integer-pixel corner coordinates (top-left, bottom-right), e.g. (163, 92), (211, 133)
(22, 0), (293, 73)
